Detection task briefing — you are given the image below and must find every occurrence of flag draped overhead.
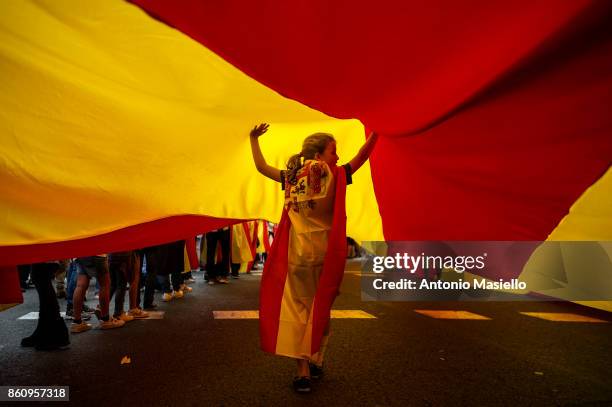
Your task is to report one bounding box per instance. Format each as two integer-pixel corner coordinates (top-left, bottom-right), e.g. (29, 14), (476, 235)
(132, 0), (612, 241)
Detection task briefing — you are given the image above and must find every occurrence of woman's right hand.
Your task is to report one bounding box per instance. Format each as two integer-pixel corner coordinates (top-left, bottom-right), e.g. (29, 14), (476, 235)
(250, 123), (270, 138)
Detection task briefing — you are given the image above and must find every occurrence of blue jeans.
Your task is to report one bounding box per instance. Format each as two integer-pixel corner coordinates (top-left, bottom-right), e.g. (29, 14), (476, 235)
(65, 260), (79, 307)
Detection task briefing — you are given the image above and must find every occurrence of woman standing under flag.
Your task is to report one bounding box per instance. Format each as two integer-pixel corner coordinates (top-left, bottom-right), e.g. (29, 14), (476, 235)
(250, 123), (378, 392)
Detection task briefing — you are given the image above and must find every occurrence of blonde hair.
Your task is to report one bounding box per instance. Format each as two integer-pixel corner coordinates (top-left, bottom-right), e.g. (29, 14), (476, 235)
(286, 133), (335, 185)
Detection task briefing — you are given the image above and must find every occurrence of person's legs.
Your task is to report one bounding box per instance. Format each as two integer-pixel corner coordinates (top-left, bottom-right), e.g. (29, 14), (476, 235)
(92, 256), (126, 329)
(18, 264), (32, 292)
(70, 265), (92, 334)
(128, 253), (141, 310)
(218, 228), (231, 280)
(231, 263), (240, 278)
(127, 253), (148, 318)
(54, 259), (68, 298)
(158, 274), (172, 298)
(142, 248), (158, 308)
(65, 260), (77, 309)
(293, 359), (312, 393)
(73, 273), (90, 322)
(205, 232), (219, 282)
(112, 261), (128, 317)
(168, 240), (184, 293)
(22, 262), (69, 349)
(170, 271), (183, 292)
(296, 359), (309, 376)
(94, 256), (111, 319)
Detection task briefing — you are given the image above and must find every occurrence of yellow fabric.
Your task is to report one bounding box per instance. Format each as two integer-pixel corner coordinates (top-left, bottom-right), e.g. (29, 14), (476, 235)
(255, 221), (267, 254)
(231, 223), (254, 263)
(519, 167), (612, 312)
(546, 167), (612, 241)
(183, 245), (190, 273)
(0, 0), (384, 248)
(275, 161), (337, 361)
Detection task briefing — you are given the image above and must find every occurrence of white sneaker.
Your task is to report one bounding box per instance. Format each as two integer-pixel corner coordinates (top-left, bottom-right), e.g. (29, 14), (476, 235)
(185, 277), (196, 284)
(162, 292), (173, 302)
(180, 284), (192, 293)
(128, 308), (149, 319)
(173, 290), (184, 299)
(116, 312), (134, 322)
(99, 317), (125, 330)
(70, 322), (92, 333)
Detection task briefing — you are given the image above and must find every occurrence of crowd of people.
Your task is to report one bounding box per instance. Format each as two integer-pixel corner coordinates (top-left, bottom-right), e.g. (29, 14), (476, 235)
(17, 225), (273, 350)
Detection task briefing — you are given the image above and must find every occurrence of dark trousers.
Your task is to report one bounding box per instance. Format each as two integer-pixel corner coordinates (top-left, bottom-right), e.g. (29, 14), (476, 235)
(18, 265), (31, 289)
(166, 241), (184, 290)
(142, 246), (164, 308)
(109, 253), (131, 316)
(206, 229), (230, 280)
(231, 263), (240, 276)
(30, 263), (68, 343)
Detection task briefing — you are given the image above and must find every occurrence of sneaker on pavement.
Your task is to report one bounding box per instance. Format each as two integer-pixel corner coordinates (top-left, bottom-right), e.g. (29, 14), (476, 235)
(180, 284), (192, 293)
(64, 309), (91, 321)
(82, 304), (95, 314)
(128, 308), (149, 319)
(185, 278), (196, 284)
(70, 322), (92, 333)
(173, 290), (184, 299)
(309, 363), (324, 380)
(293, 376), (312, 393)
(99, 317), (125, 330)
(162, 292), (173, 302)
(116, 312), (134, 322)
(207, 281), (215, 286)
(217, 278), (229, 284)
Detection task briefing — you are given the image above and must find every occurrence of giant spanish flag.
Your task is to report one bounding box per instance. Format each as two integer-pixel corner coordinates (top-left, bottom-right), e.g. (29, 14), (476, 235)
(0, 1), (611, 306)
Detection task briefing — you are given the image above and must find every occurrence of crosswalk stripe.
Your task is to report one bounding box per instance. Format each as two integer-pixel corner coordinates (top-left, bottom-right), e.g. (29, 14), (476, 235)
(213, 310), (377, 319)
(414, 310), (491, 320)
(520, 312), (609, 323)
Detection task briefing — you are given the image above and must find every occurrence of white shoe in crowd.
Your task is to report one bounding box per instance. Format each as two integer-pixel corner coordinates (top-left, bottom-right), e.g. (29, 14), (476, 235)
(116, 312), (134, 322)
(70, 322), (92, 334)
(128, 308), (149, 319)
(184, 278), (196, 284)
(99, 317), (125, 330)
(162, 292), (173, 302)
(173, 290), (184, 299)
(180, 284), (192, 293)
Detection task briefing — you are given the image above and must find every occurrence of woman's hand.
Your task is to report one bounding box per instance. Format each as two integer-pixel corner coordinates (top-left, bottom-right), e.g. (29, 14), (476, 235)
(347, 129), (379, 174)
(249, 123), (281, 182)
(250, 123), (270, 138)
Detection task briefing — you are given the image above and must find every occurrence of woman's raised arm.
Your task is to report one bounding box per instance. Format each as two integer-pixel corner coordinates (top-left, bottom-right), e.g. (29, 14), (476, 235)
(347, 131), (379, 174)
(250, 123), (282, 182)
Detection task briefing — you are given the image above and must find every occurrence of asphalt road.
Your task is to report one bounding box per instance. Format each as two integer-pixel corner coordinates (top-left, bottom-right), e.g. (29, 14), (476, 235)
(1, 263), (611, 406)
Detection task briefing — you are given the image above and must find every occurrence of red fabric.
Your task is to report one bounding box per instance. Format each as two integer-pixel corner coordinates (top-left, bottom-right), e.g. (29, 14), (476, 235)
(259, 166), (347, 355)
(0, 215), (240, 267)
(311, 166), (347, 353)
(259, 211), (290, 353)
(132, 0), (612, 240)
(0, 267), (23, 305)
(185, 238), (199, 270)
(262, 222), (272, 252)
(243, 221), (257, 271)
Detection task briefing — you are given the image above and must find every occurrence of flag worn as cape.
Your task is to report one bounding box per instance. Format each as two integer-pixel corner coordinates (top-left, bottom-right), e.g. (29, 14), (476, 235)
(259, 166), (347, 355)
